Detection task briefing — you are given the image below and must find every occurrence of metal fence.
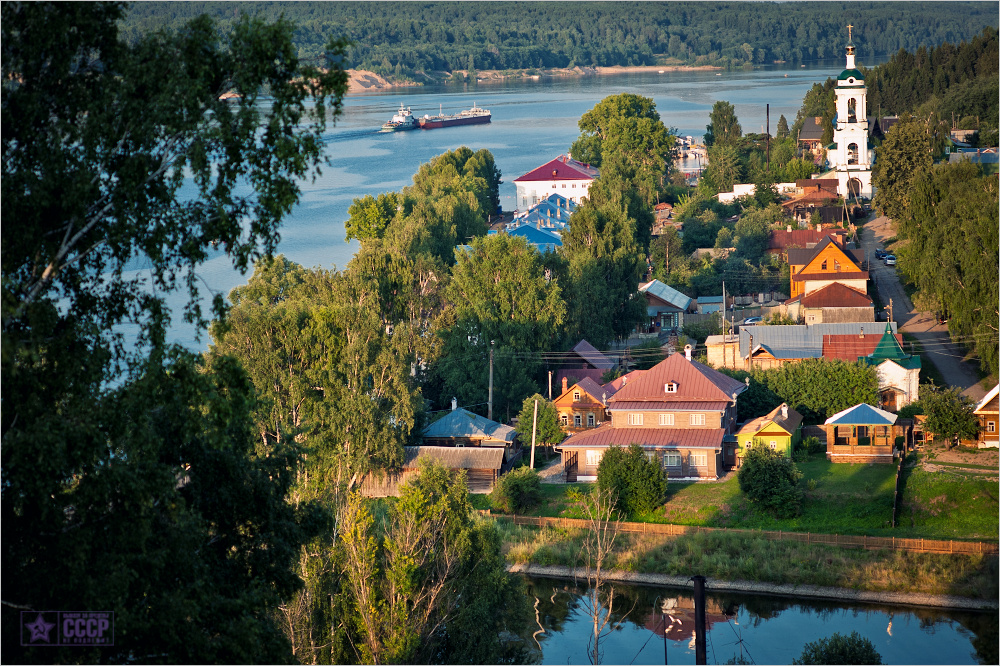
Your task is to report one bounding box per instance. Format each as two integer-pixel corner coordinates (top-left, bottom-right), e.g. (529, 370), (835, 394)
(493, 514), (998, 555)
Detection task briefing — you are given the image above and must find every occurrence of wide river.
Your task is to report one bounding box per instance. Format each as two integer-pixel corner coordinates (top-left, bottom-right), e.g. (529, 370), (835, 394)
(522, 576), (995, 665)
(146, 62), (865, 351)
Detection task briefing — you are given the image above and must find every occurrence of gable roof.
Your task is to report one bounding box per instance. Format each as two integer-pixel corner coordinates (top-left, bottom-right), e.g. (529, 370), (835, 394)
(825, 403), (898, 426)
(404, 446), (505, 471)
(514, 154), (599, 183)
(797, 282), (873, 309)
(740, 322), (898, 360)
(768, 228), (847, 252)
(557, 376), (607, 404)
(973, 384), (1000, 415)
(573, 339), (616, 370)
(738, 403), (804, 438)
(505, 224), (563, 251)
(609, 352), (747, 405)
(799, 117), (826, 141)
(861, 322), (921, 369)
(422, 408), (516, 442)
(639, 280), (692, 311)
(822, 330), (895, 361)
(558, 424), (725, 450)
(788, 236), (861, 270)
(601, 369), (647, 398)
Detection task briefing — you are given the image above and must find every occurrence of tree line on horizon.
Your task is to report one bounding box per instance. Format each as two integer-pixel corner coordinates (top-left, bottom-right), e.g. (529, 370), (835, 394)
(119, 1), (998, 78)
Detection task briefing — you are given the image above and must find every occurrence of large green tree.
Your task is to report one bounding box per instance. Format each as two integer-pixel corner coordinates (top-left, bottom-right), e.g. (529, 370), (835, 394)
(705, 100), (742, 148)
(2, 2), (348, 661)
(872, 119), (934, 219)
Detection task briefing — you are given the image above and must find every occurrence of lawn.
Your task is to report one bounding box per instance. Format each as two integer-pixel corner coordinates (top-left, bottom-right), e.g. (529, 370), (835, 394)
(895, 459), (1000, 541)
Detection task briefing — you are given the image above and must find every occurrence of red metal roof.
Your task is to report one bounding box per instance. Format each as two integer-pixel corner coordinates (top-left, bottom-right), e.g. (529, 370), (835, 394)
(514, 155), (599, 182)
(609, 352), (746, 404)
(559, 425), (724, 450)
(798, 282), (873, 308)
(611, 401), (729, 411)
(601, 370), (647, 398)
(822, 332), (901, 361)
(767, 228), (847, 252)
(795, 270), (869, 282)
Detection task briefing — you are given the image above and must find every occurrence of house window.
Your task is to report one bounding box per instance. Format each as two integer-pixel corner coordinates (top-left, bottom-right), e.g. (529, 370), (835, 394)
(834, 260), (841, 271)
(988, 421), (996, 433)
(770, 441), (777, 450)
(574, 414), (582, 427)
(628, 413), (644, 426)
(586, 450), (603, 467)
(587, 413), (595, 427)
(562, 184), (567, 188)
(663, 453), (681, 467)
(573, 391), (581, 402)
(572, 183), (577, 188)
(690, 453), (708, 467)
(821, 260), (828, 270)
(665, 382), (677, 393)
(745, 441), (752, 450)
(689, 413), (705, 426)
(659, 413), (675, 426)
(560, 415), (568, 426)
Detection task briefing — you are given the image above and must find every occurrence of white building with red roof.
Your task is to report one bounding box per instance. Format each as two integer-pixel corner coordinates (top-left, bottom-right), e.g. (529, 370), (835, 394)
(557, 346), (747, 481)
(513, 154), (599, 209)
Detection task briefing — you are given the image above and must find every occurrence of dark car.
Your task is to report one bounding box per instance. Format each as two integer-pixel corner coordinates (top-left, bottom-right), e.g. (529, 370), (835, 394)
(874, 248), (887, 259)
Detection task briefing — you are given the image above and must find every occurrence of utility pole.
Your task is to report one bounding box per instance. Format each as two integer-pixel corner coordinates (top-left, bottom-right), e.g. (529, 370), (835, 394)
(766, 104), (770, 173)
(488, 341), (494, 421)
(888, 298), (894, 323)
(530, 399), (538, 469)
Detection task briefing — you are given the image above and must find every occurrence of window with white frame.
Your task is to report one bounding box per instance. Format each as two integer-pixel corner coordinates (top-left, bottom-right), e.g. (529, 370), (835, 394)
(770, 441), (777, 450)
(587, 413), (595, 427)
(574, 414), (582, 427)
(665, 382), (677, 393)
(628, 413), (644, 426)
(586, 450), (603, 467)
(663, 452), (682, 467)
(689, 413), (705, 426)
(690, 453), (707, 467)
(989, 421), (996, 433)
(659, 413), (674, 426)
(573, 391), (581, 402)
(560, 414), (568, 426)
(745, 441), (753, 450)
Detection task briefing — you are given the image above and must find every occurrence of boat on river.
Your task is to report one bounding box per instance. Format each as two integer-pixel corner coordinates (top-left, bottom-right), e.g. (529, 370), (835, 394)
(380, 103), (417, 132)
(418, 103), (491, 129)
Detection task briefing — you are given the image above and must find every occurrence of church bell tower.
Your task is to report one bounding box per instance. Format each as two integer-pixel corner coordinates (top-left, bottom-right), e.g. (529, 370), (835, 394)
(831, 25), (873, 199)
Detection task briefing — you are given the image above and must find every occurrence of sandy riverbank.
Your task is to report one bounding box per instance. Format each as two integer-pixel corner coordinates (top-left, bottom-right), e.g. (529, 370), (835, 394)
(346, 64), (722, 93)
(507, 563), (998, 611)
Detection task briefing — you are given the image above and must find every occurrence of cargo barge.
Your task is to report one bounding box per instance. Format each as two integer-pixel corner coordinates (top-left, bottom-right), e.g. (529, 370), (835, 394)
(418, 103), (491, 129)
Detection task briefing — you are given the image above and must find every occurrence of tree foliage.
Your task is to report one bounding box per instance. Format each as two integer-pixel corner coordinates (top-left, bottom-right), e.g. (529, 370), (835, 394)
(705, 101), (742, 148)
(921, 385), (980, 445)
(597, 444), (668, 516)
(345, 192), (400, 242)
(490, 466), (543, 514)
(515, 394), (567, 448)
(871, 119), (933, 220)
(738, 446), (803, 518)
(794, 631), (883, 665)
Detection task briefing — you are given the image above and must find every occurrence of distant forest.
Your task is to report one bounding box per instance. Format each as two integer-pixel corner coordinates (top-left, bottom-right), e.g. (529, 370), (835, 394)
(120, 2), (999, 77)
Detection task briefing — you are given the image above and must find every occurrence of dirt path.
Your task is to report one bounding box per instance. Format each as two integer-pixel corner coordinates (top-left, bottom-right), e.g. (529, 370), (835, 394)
(863, 217), (987, 402)
(507, 563), (997, 611)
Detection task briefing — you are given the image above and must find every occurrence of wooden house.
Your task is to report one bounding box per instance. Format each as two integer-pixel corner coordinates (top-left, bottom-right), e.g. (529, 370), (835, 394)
(787, 236), (867, 300)
(824, 403), (905, 463)
(638, 279), (693, 331)
(357, 446), (505, 497)
(557, 346), (746, 481)
(735, 403), (803, 466)
(422, 406), (519, 461)
(554, 376), (608, 432)
(785, 282), (875, 324)
(973, 385), (999, 448)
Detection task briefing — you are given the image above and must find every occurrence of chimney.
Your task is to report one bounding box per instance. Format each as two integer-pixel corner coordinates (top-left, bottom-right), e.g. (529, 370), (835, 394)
(561, 376), (568, 393)
(786, 224), (792, 232)
(622, 375), (628, 385)
(781, 403), (788, 419)
(684, 344), (692, 361)
(745, 377), (750, 386)
(816, 223), (822, 232)
(451, 397), (458, 411)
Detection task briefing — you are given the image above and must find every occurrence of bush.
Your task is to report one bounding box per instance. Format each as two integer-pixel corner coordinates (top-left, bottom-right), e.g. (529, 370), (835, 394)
(737, 446), (803, 518)
(597, 444), (668, 516)
(682, 319), (721, 343)
(794, 631), (882, 664)
(802, 435), (825, 455)
(490, 467), (542, 514)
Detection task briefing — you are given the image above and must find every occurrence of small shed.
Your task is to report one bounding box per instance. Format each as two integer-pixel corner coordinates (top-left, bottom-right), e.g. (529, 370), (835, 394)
(824, 403), (904, 463)
(357, 446), (506, 497)
(736, 403), (803, 466)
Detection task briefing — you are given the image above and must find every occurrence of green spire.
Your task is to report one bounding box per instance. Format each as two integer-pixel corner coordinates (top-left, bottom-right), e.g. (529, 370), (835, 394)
(869, 322), (908, 361)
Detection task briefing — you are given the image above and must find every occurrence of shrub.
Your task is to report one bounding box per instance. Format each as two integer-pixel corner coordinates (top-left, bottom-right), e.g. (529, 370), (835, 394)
(802, 435), (824, 454)
(738, 446), (803, 518)
(794, 631), (883, 664)
(597, 444), (668, 516)
(490, 467), (542, 514)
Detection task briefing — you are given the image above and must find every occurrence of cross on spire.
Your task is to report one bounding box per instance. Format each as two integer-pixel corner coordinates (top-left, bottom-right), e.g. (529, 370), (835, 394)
(847, 24), (854, 41)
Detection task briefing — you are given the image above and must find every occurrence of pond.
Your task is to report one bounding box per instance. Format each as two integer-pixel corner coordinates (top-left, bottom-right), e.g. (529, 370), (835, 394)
(521, 576), (996, 665)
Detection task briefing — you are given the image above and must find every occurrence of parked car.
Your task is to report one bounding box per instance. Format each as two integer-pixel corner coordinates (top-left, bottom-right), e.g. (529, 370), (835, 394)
(874, 248), (887, 259)
(884, 255), (896, 266)
(743, 316), (764, 325)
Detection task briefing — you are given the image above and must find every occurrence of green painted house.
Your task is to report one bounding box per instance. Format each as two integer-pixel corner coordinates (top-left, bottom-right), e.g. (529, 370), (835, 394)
(736, 403), (804, 466)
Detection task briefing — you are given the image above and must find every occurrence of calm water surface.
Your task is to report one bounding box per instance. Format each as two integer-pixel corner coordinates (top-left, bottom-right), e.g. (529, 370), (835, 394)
(145, 64), (865, 350)
(522, 577), (996, 665)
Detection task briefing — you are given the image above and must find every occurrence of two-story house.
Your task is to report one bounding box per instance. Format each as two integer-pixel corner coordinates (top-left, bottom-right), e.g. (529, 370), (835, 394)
(553, 377), (608, 432)
(787, 236), (867, 300)
(557, 347), (747, 481)
(973, 385), (999, 448)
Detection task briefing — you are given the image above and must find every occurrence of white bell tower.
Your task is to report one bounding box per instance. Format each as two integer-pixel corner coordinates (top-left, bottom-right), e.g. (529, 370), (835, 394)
(831, 25), (873, 199)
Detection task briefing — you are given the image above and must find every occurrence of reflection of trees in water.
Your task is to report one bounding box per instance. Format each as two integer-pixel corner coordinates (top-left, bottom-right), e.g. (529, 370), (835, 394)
(956, 612), (998, 666)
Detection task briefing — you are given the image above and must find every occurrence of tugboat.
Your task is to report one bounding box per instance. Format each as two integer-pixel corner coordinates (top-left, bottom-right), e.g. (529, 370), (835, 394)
(380, 103), (417, 132)
(418, 103), (491, 129)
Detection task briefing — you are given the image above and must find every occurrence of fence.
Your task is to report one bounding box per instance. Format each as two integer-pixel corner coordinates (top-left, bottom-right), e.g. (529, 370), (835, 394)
(493, 514), (999, 556)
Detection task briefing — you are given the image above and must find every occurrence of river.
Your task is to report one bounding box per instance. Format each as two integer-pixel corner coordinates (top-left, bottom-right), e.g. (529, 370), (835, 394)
(138, 62), (869, 351)
(521, 576), (996, 665)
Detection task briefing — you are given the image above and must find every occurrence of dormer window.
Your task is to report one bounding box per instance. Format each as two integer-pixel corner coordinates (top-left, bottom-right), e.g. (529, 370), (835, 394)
(573, 391), (581, 402)
(665, 382), (677, 393)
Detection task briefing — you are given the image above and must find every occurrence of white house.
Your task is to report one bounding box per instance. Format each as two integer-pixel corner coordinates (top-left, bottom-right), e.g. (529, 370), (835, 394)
(514, 155), (599, 208)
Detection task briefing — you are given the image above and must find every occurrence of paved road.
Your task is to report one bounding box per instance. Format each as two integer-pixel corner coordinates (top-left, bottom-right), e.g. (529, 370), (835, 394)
(862, 216), (987, 402)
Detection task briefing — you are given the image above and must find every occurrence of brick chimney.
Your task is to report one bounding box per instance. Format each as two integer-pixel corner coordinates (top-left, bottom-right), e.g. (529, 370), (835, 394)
(561, 376), (568, 393)
(781, 403), (788, 419)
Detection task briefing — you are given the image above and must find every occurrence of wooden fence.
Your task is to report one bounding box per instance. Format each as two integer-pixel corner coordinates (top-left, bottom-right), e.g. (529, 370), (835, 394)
(493, 514), (999, 556)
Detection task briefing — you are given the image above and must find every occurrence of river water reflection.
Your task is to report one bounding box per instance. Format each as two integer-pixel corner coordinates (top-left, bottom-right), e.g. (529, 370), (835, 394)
(522, 576), (996, 665)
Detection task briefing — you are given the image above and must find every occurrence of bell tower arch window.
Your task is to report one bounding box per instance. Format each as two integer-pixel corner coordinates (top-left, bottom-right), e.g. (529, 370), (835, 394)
(847, 98), (857, 123)
(847, 143), (859, 165)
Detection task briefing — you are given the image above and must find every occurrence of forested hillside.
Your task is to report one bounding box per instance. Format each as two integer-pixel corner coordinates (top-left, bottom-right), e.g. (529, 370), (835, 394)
(120, 1), (998, 77)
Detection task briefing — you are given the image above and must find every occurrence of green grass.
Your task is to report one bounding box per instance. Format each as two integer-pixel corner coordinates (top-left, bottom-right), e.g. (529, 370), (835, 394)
(895, 461), (1000, 541)
(926, 460), (998, 471)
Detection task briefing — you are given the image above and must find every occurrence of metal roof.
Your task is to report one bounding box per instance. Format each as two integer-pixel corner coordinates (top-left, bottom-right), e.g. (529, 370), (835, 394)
(506, 224), (563, 251)
(799, 282), (873, 308)
(404, 446), (505, 470)
(422, 408), (516, 442)
(824, 403), (897, 426)
(740, 322), (898, 360)
(738, 403), (804, 437)
(573, 339), (616, 370)
(639, 279), (692, 311)
(610, 352), (747, 404)
(559, 425), (724, 450)
(611, 401), (729, 412)
(973, 384), (999, 414)
(514, 155), (599, 182)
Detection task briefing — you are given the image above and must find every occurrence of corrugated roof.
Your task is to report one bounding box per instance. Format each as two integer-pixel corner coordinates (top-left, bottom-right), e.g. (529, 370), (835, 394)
(573, 339), (616, 370)
(825, 403), (898, 426)
(514, 155), (599, 182)
(768, 228), (846, 252)
(559, 425), (724, 450)
(740, 322), (897, 360)
(422, 408), (516, 442)
(795, 270), (869, 282)
(737, 403), (804, 436)
(610, 352), (747, 404)
(639, 280), (692, 311)
(404, 446), (505, 470)
(601, 370), (647, 398)
(611, 400), (730, 411)
(506, 224), (563, 250)
(799, 117), (826, 141)
(800, 282), (873, 308)
(822, 331), (893, 361)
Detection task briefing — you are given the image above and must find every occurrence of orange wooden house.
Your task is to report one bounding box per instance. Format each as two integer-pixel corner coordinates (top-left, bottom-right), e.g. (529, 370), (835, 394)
(554, 376), (608, 433)
(787, 236), (867, 299)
